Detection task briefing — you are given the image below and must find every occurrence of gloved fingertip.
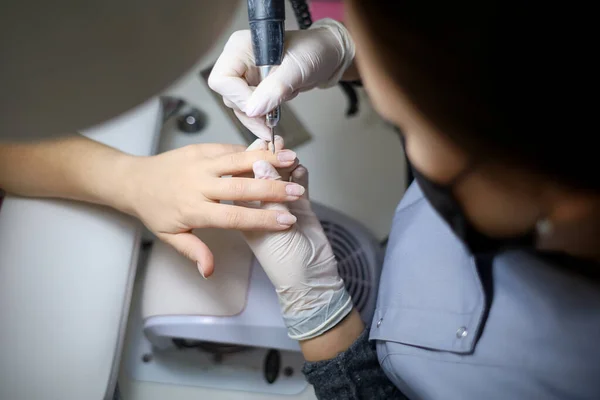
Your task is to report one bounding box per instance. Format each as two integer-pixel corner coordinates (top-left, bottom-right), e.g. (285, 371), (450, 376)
(246, 90), (271, 117)
(290, 165), (309, 199)
(249, 122), (274, 141)
(254, 131), (273, 141)
(246, 138), (267, 151)
(252, 159), (273, 175)
(292, 165), (308, 179)
(245, 100), (262, 118)
(231, 109), (272, 141)
(253, 160), (281, 180)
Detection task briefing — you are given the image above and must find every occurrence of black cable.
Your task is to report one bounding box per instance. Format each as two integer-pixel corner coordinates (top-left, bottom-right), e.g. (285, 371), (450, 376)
(289, 0), (312, 29)
(289, 0), (360, 116)
(339, 81), (359, 116)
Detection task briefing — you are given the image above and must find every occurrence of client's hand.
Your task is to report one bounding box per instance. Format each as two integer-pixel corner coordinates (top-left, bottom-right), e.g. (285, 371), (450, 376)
(124, 143), (304, 277)
(239, 139), (353, 340)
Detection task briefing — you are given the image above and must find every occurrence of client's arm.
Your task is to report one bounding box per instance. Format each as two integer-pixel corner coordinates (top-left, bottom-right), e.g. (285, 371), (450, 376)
(0, 135), (302, 275)
(0, 134), (136, 213)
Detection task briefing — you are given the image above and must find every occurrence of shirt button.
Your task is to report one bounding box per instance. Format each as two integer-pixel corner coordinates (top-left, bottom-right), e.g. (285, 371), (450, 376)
(456, 326), (468, 339)
(377, 318), (383, 328)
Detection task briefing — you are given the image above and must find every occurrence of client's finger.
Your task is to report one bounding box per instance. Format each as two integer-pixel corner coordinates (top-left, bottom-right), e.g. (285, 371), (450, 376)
(247, 138), (268, 151)
(211, 147), (297, 176)
(205, 177), (305, 202)
(198, 202), (296, 230)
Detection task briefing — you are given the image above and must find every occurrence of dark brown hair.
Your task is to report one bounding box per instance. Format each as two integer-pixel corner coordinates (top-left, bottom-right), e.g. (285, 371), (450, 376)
(349, 1), (595, 191)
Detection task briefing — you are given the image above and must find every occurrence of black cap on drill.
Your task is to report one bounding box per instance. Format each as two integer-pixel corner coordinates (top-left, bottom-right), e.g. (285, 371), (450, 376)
(248, 0), (285, 66)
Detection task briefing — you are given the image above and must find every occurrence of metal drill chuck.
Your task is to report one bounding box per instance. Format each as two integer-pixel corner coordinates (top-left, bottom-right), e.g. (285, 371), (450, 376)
(266, 107), (280, 128)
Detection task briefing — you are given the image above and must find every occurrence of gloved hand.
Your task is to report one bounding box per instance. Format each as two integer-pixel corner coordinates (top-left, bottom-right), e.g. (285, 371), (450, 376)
(208, 19), (355, 140)
(238, 139), (353, 340)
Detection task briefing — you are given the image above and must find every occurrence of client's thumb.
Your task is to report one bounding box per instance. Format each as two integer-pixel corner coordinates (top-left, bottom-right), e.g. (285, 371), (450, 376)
(161, 232), (215, 279)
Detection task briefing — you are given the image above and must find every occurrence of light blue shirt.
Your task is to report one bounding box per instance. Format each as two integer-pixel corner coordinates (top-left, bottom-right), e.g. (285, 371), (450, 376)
(370, 182), (600, 399)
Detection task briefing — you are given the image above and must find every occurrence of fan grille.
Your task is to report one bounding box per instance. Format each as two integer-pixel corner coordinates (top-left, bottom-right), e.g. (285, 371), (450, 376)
(321, 220), (374, 314)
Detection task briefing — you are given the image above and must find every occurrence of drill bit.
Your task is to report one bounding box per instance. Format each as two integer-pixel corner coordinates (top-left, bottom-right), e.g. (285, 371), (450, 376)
(271, 127), (275, 153)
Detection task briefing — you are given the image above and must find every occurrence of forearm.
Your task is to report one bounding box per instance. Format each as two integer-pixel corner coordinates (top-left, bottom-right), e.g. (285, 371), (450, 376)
(302, 313), (406, 400)
(0, 135), (136, 214)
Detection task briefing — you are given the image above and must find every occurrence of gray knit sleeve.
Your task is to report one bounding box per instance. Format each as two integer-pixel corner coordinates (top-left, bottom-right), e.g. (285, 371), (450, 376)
(302, 329), (407, 400)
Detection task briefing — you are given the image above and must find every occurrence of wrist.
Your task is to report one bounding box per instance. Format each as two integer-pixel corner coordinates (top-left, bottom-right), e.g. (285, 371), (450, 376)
(300, 308), (364, 362)
(98, 152), (142, 217)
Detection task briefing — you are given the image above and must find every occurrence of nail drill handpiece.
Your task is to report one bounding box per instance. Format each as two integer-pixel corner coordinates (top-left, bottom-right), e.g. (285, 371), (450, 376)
(248, 0), (285, 153)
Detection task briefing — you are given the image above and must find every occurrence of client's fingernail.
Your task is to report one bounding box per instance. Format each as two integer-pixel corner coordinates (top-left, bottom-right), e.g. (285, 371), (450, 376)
(286, 184), (305, 196)
(277, 150), (297, 162)
(197, 262), (207, 279)
(277, 213), (297, 226)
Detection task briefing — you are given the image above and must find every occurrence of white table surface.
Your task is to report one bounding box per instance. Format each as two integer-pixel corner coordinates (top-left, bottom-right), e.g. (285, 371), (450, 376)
(0, 98), (161, 400)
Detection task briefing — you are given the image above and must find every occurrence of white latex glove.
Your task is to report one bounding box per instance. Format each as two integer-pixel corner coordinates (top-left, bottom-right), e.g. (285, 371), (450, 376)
(208, 18), (355, 140)
(238, 139), (353, 340)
